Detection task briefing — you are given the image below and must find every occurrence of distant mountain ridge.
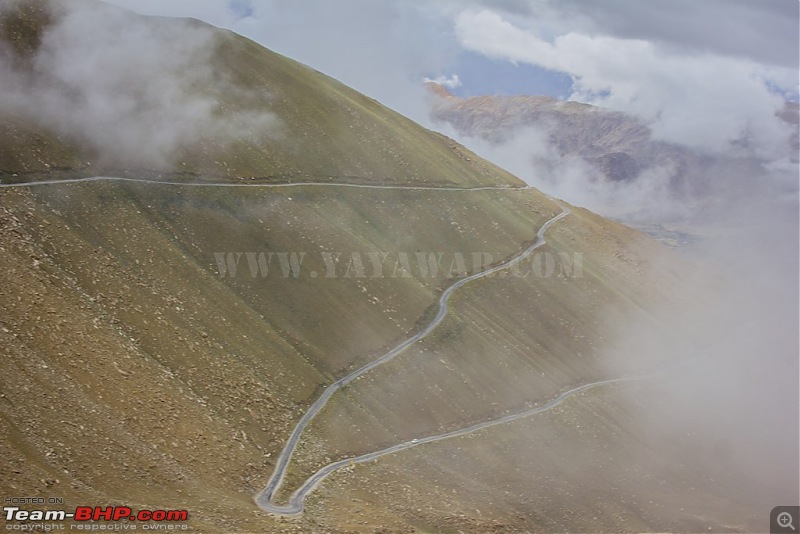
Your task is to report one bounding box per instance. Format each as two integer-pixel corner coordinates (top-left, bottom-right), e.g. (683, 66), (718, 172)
(428, 82), (799, 206)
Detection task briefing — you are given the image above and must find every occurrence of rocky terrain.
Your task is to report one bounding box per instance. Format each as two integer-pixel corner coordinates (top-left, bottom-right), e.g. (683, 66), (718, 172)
(428, 83), (798, 213)
(0, 1), (795, 532)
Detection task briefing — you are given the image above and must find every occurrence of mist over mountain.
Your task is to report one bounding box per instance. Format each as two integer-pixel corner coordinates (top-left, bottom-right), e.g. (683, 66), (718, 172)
(429, 82), (799, 226)
(0, 1), (797, 533)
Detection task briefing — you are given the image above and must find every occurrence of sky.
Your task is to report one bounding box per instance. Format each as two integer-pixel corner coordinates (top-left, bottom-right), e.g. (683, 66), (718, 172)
(100, 0), (798, 157)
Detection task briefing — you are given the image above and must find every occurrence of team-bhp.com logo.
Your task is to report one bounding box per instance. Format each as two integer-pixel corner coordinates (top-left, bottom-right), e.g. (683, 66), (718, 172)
(4, 505), (188, 531)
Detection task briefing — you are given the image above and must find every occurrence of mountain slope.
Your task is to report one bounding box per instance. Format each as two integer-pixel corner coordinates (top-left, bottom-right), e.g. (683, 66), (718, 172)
(0, 0), (514, 187)
(1, 2), (793, 533)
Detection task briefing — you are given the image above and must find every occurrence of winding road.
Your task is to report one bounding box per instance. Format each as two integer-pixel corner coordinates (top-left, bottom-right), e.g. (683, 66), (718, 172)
(255, 207), (572, 514)
(2, 175), (605, 518)
(259, 372), (652, 515)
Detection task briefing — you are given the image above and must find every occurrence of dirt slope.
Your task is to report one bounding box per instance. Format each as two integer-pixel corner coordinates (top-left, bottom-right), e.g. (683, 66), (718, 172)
(1, 2), (790, 533)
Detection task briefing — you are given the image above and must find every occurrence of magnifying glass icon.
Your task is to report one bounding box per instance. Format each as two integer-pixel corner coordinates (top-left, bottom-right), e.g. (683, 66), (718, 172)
(778, 512), (796, 531)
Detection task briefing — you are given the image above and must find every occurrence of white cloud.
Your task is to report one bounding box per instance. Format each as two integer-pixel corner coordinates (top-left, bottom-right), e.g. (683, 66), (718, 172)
(455, 9), (795, 159)
(1, 1), (279, 169)
(423, 74), (462, 89)
(104, 0), (460, 125)
(98, 0), (796, 163)
(552, 0), (799, 69)
(109, 2), (575, 129)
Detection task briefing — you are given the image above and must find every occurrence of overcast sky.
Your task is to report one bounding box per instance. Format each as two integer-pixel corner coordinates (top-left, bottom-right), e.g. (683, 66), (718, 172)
(102, 0), (798, 158)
